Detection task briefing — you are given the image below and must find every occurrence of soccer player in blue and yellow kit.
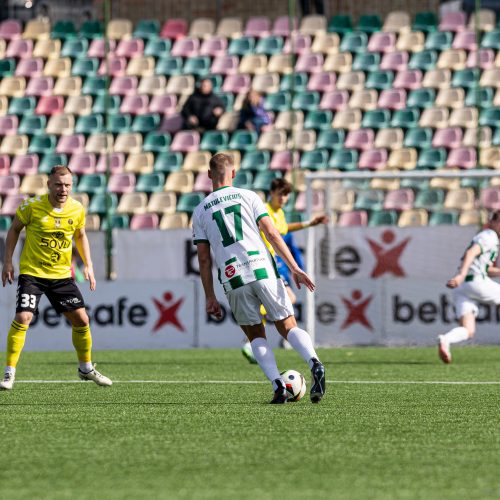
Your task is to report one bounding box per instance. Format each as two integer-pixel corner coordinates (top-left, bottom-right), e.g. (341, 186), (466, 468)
(0, 166), (112, 390)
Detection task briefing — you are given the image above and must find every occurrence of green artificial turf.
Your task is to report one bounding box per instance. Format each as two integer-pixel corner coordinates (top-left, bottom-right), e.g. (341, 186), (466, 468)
(1, 347), (500, 500)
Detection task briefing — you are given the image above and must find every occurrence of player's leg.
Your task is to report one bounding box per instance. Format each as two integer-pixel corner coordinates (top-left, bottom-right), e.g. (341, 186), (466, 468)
(438, 312), (475, 364)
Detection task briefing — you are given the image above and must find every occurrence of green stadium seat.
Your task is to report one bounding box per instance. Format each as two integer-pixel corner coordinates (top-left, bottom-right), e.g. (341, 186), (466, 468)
(28, 134), (57, 154)
(233, 170), (254, 189)
(361, 109), (391, 129)
(133, 19), (160, 40)
(61, 38), (89, 59)
(72, 57), (99, 77)
(183, 56), (211, 78)
(317, 129), (345, 150)
(144, 38), (172, 58)
(339, 31), (368, 53)
(354, 190), (385, 211)
(101, 213), (130, 230)
(228, 130), (258, 152)
(155, 56), (183, 76)
(492, 128), (500, 147)
(51, 20), (77, 40)
(8, 96), (36, 116)
(252, 171), (282, 192)
(240, 150), (270, 171)
(77, 174), (107, 194)
(328, 148), (358, 171)
(429, 210), (459, 226)
(255, 36), (284, 55)
(0, 215), (12, 231)
(460, 177), (489, 191)
(82, 76), (108, 96)
(279, 72), (308, 92)
(408, 50), (438, 71)
(18, 115), (46, 136)
(283, 210), (306, 224)
(292, 91), (320, 111)
(352, 52), (380, 72)
(75, 113), (104, 135)
(93, 95), (121, 114)
(368, 209), (398, 226)
(416, 148), (447, 169)
(143, 131), (171, 153)
(79, 20), (104, 39)
(39, 153), (68, 174)
(136, 172), (165, 193)
(403, 127), (433, 149)
(328, 14), (354, 35)
(106, 113), (132, 134)
(356, 14), (382, 34)
(176, 192), (206, 215)
(228, 36), (256, 56)
(365, 70), (394, 90)
(391, 108), (420, 129)
(400, 177), (430, 191)
(131, 113), (160, 134)
(264, 91), (292, 112)
(216, 92), (234, 111)
(407, 88), (436, 109)
(465, 87), (494, 108)
(299, 149), (329, 170)
(451, 68), (480, 89)
(154, 152), (183, 173)
(412, 11), (438, 33)
(0, 58), (16, 77)
(88, 193), (118, 215)
(479, 107), (500, 128)
(342, 178), (370, 190)
(414, 188), (445, 211)
(200, 130), (229, 152)
(481, 30), (500, 50)
(304, 110), (333, 130)
(425, 31), (452, 51)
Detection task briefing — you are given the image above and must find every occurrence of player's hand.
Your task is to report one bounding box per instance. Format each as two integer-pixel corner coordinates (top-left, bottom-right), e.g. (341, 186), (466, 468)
(292, 269), (315, 292)
(310, 214), (328, 226)
(2, 264), (14, 287)
(84, 266), (96, 291)
(446, 274), (464, 289)
(206, 296), (222, 319)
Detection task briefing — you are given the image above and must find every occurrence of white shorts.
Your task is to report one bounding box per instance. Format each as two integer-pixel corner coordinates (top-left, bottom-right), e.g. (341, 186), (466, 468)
(452, 276), (500, 318)
(226, 279), (294, 326)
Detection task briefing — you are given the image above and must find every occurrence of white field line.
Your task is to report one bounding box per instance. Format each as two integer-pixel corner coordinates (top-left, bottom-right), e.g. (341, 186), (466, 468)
(14, 379), (500, 385)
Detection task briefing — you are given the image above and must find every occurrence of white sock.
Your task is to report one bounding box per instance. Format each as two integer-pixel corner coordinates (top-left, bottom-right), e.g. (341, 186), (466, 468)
(250, 338), (281, 388)
(287, 327), (319, 369)
(5, 366), (15, 376)
(441, 327), (469, 345)
(79, 362), (93, 373)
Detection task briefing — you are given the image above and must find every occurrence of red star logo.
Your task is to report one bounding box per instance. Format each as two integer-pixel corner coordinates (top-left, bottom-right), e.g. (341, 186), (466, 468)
(341, 290), (373, 331)
(367, 229), (410, 278)
(152, 292), (185, 333)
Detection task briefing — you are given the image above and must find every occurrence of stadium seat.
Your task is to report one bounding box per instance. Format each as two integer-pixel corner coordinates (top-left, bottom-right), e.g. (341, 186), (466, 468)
(182, 151), (212, 173)
(19, 173), (48, 196)
(189, 17), (215, 38)
(414, 188), (445, 211)
(323, 52), (352, 73)
(429, 210), (459, 226)
(100, 214), (130, 230)
(413, 11), (438, 33)
(352, 52), (380, 72)
(154, 152), (183, 173)
(76, 173), (107, 194)
(328, 148), (358, 171)
(374, 128), (404, 150)
(39, 153), (68, 174)
(419, 107), (449, 128)
(252, 171), (282, 192)
(85, 133), (114, 154)
(383, 11), (411, 33)
(328, 14), (353, 35)
(28, 133), (56, 155)
(255, 36), (284, 55)
(345, 129), (374, 151)
(367, 32), (396, 53)
(349, 89), (378, 111)
(124, 152), (154, 174)
(164, 171), (195, 194)
(108, 173), (136, 194)
(0, 19), (22, 40)
(366, 70), (394, 90)
(0, 215), (12, 231)
(63, 94), (94, 116)
(147, 191), (177, 215)
(116, 192), (148, 214)
(0, 193), (28, 216)
(229, 130), (258, 152)
(244, 16), (271, 38)
(107, 19), (133, 40)
(425, 30), (453, 51)
(0, 76), (27, 98)
(408, 49), (438, 71)
(144, 38), (172, 58)
(319, 90), (349, 111)
(398, 208), (428, 227)
(362, 109), (391, 130)
(354, 190), (385, 211)
(443, 188), (475, 211)
(337, 210), (368, 227)
(96, 153), (125, 174)
(0, 134), (28, 155)
(368, 210), (398, 226)
(240, 150), (270, 171)
(68, 152), (96, 175)
(356, 14), (382, 34)
(396, 31), (425, 52)
(383, 189), (414, 211)
(339, 31), (368, 53)
(200, 37), (227, 58)
(458, 209), (487, 226)
(6, 39), (33, 59)
(416, 147), (447, 169)
(176, 192), (206, 216)
(216, 17), (243, 38)
(133, 19), (160, 40)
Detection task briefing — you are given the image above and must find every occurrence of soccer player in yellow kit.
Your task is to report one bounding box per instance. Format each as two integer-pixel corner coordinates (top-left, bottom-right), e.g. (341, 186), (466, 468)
(0, 166), (112, 390)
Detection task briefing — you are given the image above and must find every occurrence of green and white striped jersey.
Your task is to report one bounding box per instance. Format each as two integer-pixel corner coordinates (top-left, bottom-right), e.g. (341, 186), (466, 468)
(192, 186), (279, 292)
(467, 229), (499, 277)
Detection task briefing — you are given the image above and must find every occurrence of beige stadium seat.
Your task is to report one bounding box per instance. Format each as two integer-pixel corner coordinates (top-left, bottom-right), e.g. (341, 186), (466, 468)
(436, 49), (467, 70)
(370, 177), (400, 191)
(126, 56), (155, 77)
(481, 68), (500, 88)
(216, 111), (239, 132)
(107, 19), (133, 40)
(46, 113), (75, 135)
(221, 150), (241, 170)
(0, 96), (8, 116)
(114, 133), (143, 154)
(0, 135), (29, 155)
(189, 18), (216, 38)
(443, 188), (475, 211)
(495, 89), (500, 106)
(85, 214), (101, 231)
(383, 11), (411, 33)
(311, 32), (340, 54)
(182, 151), (212, 172)
(33, 38), (61, 59)
(71, 192), (90, 209)
(422, 68), (451, 89)
(459, 209), (488, 227)
(299, 15), (327, 36)
(138, 75), (167, 95)
(330, 189), (355, 212)
(159, 212), (190, 230)
(468, 9), (496, 32)
(252, 73), (280, 94)
(19, 174), (49, 196)
(284, 169), (308, 192)
(0, 39), (5, 59)
(53, 76), (82, 96)
(239, 54), (268, 75)
(274, 110), (304, 131)
(23, 19), (51, 40)
(349, 89), (378, 110)
(396, 31), (425, 52)
(387, 148), (418, 170)
(462, 127), (491, 148)
(216, 17), (243, 38)
(64, 95), (93, 116)
(116, 192), (148, 214)
(449, 107), (478, 128)
(0, 77), (26, 97)
(164, 171), (194, 194)
(124, 152), (154, 174)
(429, 171), (460, 190)
(147, 191), (177, 215)
(323, 52), (352, 73)
(435, 87), (465, 109)
(374, 128), (404, 149)
(290, 129), (316, 152)
(43, 57), (71, 78)
(257, 130), (287, 152)
(398, 209), (428, 227)
(166, 75), (195, 95)
(232, 93), (246, 111)
(419, 107), (449, 129)
(337, 71), (365, 91)
(332, 109), (362, 130)
(480, 147), (500, 169)
(267, 54), (293, 74)
(85, 133), (114, 154)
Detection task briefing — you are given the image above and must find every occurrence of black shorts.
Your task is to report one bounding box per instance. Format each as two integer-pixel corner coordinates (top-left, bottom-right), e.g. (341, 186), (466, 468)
(16, 274), (86, 314)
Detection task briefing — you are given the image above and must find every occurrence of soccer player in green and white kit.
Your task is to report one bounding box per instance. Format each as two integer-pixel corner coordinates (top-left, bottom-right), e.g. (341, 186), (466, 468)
(192, 153), (325, 404)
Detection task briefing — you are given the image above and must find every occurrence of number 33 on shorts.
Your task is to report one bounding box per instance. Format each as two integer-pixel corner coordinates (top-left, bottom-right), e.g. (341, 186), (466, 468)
(17, 293), (37, 311)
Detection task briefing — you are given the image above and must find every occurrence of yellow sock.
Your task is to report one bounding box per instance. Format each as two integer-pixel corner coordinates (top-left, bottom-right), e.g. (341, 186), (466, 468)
(259, 304), (267, 326)
(6, 320), (29, 368)
(72, 325), (92, 363)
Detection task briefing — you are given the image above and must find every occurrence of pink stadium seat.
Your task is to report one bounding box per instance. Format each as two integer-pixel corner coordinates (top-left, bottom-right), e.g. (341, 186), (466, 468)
(272, 16), (298, 36)
(0, 193), (27, 215)
(452, 30), (477, 50)
(319, 90), (349, 111)
(480, 188), (500, 210)
(160, 19), (188, 40)
(130, 213), (159, 230)
(10, 154), (39, 175)
(25, 76), (54, 97)
(108, 172), (136, 193)
(88, 39), (117, 58)
(439, 11), (467, 32)
(221, 73), (251, 93)
(0, 174), (21, 195)
(446, 147), (476, 169)
(393, 69), (423, 90)
(367, 32), (396, 53)
(0, 115), (19, 136)
(14, 57), (43, 77)
(380, 51), (408, 72)
(149, 94), (177, 115)
(383, 189), (414, 211)
(98, 56), (127, 77)
(5, 38), (33, 58)
(171, 37), (200, 58)
(244, 16), (271, 38)
(294, 190), (325, 212)
(211, 55), (240, 76)
(378, 88), (407, 110)
(0, 20), (23, 40)
(0, 154), (11, 175)
(337, 210), (368, 227)
(283, 34), (312, 55)
(345, 129), (375, 150)
(307, 72), (336, 92)
(120, 94), (149, 115)
(68, 153), (97, 175)
(170, 131), (200, 152)
(466, 49), (494, 69)
(115, 38), (144, 58)
(432, 127), (463, 149)
(35, 95), (64, 115)
(109, 76), (138, 96)
(358, 148), (388, 170)
(200, 36), (228, 57)
(193, 171), (213, 192)
(56, 134), (85, 154)
(96, 153), (125, 174)
(295, 53), (324, 73)
(269, 150), (299, 170)
(159, 114), (184, 134)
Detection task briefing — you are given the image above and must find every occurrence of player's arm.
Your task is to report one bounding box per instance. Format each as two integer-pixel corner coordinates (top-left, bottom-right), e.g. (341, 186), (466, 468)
(74, 227), (96, 291)
(487, 266), (500, 277)
(287, 214), (328, 232)
(196, 242), (222, 318)
(446, 243), (482, 288)
(2, 214), (25, 286)
(259, 216), (315, 292)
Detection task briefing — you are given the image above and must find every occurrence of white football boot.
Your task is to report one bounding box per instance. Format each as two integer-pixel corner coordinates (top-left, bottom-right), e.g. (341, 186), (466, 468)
(438, 335), (452, 364)
(78, 364), (112, 386)
(0, 372), (15, 390)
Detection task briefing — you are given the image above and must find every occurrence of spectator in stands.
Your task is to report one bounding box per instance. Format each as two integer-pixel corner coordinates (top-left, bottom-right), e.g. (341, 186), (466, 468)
(181, 79), (225, 131)
(36, 2), (51, 23)
(299, 0), (325, 16)
(238, 90), (271, 133)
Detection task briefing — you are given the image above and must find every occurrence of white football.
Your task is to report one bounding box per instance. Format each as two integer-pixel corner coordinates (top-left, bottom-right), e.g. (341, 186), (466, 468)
(281, 369), (306, 402)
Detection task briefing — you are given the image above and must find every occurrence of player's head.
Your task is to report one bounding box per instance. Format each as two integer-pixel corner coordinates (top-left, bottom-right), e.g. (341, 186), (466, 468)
(269, 178), (293, 209)
(199, 78), (213, 95)
(47, 165), (73, 207)
(488, 210), (500, 234)
(208, 153), (235, 186)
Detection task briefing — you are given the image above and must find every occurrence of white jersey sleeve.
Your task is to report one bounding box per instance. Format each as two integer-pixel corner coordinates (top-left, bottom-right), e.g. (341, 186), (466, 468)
(467, 229), (499, 277)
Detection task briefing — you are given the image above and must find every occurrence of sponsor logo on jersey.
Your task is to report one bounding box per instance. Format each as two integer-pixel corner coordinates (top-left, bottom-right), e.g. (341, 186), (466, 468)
(225, 265), (236, 278)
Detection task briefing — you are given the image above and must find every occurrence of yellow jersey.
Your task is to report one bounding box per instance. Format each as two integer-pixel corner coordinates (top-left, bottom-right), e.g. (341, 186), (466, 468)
(261, 202), (288, 256)
(16, 194), (85, 279)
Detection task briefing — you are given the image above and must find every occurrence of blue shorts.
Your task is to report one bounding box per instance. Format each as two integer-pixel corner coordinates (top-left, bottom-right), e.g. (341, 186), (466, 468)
(276, 257), (290, 286)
